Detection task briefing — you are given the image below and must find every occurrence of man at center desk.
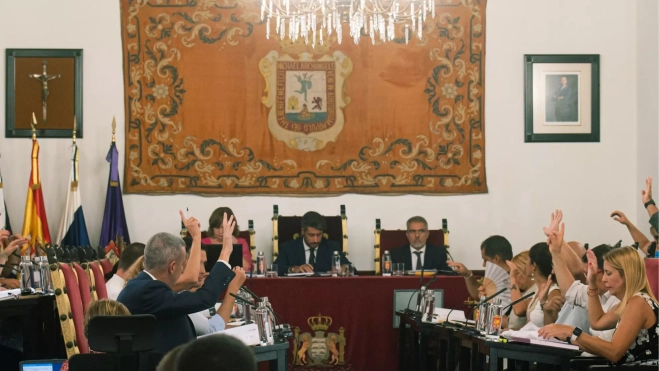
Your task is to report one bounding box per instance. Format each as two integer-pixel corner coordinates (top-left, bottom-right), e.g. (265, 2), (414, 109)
(274, 211), (352, 275)
(390, 216), (451, 272)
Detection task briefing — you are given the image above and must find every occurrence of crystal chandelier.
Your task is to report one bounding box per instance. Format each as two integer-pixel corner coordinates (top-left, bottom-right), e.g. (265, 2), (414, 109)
(260, 0), (436, 46)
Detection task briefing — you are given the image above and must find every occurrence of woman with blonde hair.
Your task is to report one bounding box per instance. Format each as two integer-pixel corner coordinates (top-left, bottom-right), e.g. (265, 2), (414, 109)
(505, 251), (537, 330)
(61, 299), (131, 371)
(540, 246), (658, 365)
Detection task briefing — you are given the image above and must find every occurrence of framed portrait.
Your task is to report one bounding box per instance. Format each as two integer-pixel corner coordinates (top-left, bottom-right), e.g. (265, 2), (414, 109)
(524, 54), (599, 142)
(5, 49), (83, 138)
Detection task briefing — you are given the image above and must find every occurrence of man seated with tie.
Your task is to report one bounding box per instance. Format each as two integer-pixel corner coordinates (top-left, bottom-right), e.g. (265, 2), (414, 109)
(274, 211), (352, 275)
(118, 211), (237, 354)
(390, 216), (451, 272)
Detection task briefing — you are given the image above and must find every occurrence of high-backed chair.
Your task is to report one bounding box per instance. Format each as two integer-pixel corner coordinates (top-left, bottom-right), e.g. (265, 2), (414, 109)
(272, 205), (347, 259)
(373, 219), (448, 274)
(60, 263), (90, 354)
(645, 258), (658, 299)
(73, 262), (94, 313)
(90, 261), (108, 300)
(49, 250), (80, 358)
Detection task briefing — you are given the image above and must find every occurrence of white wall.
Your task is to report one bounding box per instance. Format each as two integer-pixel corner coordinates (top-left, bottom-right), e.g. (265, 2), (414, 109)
(0, 0), (652, 271)
(636, 0), (659, 230)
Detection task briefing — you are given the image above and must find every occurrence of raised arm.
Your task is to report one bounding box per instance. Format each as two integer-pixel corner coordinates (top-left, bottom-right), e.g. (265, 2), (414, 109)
(173, 211), (202, 292)
(642, 177), (659, 231)
(547, 223), (574, 294)
(217, 267), (246, 324)
(584, 250), (618, 330)
(543, 210), (582, 276)
(446, 261), (481, 300)
(611, 210), (652, 255)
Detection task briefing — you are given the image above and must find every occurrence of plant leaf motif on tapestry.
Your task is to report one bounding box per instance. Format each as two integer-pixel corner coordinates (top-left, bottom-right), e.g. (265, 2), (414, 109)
(120, 0), (488, 195)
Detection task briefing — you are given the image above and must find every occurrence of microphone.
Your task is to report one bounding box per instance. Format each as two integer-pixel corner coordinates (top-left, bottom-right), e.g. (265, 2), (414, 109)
(230, 293), (257, 308)
(467, 287), (507, 306)
(503, 291), (535, 311)
(240, 285), (262, 302)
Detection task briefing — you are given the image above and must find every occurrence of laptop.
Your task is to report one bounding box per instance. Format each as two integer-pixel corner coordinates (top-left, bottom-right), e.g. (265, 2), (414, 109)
(182, 237), (243, 270)
(19, 360), (65, 371)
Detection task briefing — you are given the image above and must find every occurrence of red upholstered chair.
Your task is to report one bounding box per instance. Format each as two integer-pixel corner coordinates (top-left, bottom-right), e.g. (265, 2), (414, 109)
(90, 261), (108, 300)
(272, 205), (347, 259)
(73, 263), (93, 314)
(373, 218), (447, 274)
(99, 259), (113, 277)
(645, 258), (658, 299)
(60, 263), (90, 354)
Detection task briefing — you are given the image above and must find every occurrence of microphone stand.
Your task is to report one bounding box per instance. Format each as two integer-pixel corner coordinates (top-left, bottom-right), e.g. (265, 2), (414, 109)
(415, 263), (426, 312)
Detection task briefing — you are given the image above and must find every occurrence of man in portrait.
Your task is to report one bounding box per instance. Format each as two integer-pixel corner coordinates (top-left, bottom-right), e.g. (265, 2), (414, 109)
(551, 76), (578, 122)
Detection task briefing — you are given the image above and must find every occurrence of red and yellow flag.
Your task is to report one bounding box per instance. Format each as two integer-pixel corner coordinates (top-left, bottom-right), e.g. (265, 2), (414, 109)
(22, 139), (51, 255)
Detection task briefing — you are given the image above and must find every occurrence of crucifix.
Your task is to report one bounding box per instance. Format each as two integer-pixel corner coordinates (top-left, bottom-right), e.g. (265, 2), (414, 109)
(29, 60), (60, 123)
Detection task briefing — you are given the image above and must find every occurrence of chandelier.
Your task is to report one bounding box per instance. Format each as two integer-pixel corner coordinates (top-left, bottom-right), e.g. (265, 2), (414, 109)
(260, 0), (436, 46)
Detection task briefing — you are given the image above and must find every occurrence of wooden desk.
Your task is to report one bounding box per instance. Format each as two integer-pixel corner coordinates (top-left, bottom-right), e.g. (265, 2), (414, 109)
(0, 294), (64, 360)
(254, 341), (289, 371)
(486, 340), (580, 371)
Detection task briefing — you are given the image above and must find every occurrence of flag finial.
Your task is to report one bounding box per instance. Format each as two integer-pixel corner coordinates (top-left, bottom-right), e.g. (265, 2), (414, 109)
(112, 116), (117, 143)
(72, 116), (77, 144)
(31, 113), (37, 140)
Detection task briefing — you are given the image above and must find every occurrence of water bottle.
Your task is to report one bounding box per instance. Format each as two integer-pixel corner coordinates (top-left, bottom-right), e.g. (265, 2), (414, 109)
(416, 286), (427, 312)
(422, 289), (435, 323)
(476, 296), (489, 333)
(256, 251), (266, 275)
(487, 298), (503, 336)
(332, 251), (341, 277)
(254, 300), (274, 345)
(382, 250), (392, 276)
(39, 256), (53, 294)
(32, 258), (42, 292)
(19, 256), (34, 295)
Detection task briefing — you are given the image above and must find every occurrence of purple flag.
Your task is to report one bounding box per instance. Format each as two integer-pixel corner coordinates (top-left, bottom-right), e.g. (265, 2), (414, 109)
(99, 142), (130, 249)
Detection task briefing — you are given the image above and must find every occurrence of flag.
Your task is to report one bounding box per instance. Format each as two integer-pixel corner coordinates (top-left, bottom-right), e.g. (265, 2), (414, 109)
(56, 144), (90, 247)
(22, 139), (51, 255)
(99, 142), (130, 248)
(0, 166), (11, 233)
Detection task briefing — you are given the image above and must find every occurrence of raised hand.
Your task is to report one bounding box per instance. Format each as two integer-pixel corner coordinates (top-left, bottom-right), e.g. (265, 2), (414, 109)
(546, 223), (565, 256)
(537, 274), (554, 302)
(642, 177), (653, 204)
(229, 267), (246, 290)
(610, 210), (629, 225)
(505, 260), (519, 276)
(585, 249), (598, 286)
(179, 210), (201, 239)
(543, 210), (563, 236)
(447, 261), (471, 278)
(219, 213), (236, 262)
(2, 237), (29, 257)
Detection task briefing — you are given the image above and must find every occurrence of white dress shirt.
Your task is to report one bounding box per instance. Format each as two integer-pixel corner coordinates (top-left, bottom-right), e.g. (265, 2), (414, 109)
(556, 281), (619, 340)
(105, 274), (125, 300)
(409, 245), (426, 270)
(188, 310), (226, 336)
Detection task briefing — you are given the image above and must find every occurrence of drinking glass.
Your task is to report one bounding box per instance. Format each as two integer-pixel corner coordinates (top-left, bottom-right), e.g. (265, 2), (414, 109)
(393, 263), (405, 276)
(344, 263), (355, 277)
(266, 264), (278, 278)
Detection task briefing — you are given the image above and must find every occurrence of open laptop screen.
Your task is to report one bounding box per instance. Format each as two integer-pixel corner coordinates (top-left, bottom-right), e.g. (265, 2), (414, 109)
(20, 360), (64, 371)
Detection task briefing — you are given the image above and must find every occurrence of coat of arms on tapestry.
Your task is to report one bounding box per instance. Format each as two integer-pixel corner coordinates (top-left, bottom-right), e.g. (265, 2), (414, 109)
(120, 0), (488, 195)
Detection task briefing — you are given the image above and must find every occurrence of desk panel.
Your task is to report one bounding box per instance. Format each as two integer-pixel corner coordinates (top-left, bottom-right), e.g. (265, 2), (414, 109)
(248, 276), (469, 371)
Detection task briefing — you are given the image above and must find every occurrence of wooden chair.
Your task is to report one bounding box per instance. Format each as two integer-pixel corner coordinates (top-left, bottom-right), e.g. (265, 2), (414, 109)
(60, 263), (89, 354)
(272, 205), (347, 259)
(373, 218), (448, 274)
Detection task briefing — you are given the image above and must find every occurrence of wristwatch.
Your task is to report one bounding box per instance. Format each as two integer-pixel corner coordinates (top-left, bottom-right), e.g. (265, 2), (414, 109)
(567, 327), (582, 343)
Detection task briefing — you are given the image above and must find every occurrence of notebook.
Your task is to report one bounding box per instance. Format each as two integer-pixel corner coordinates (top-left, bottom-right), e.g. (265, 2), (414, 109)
(19, 360), (65, 371)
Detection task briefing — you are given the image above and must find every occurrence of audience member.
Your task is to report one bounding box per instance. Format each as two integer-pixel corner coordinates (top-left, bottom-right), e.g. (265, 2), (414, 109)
(155, 344), (186, 371)
(540, 246), (658, 365)
(547, 222), (618, 341)
(274, 211), (352, 275)
(642, 177), (658, 232)
(525, 242), (561, 327)
(389, 216), (451, 272)
(188, 246), (246, 336)
(611, 210), (654, 257)
(447, 235), (513, 306)
(106, 242), (145, 300)
(204, 207), (252, 270)
(117, 211), (236, 353)
(61, 299), (131, 371)
(174, 334), (257, 371)
(505, 251), (536, 330)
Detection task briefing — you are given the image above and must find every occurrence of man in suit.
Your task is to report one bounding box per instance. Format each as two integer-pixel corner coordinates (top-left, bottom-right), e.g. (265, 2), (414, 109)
(390, 216), (451, 272)
(118, 212), (238, 354)
(552, 76), (577, 121)
(274, 211), (352, 275)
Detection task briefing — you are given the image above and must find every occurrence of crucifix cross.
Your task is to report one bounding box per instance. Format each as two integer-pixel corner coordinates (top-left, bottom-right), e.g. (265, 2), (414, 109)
(29, 60), (60, 123)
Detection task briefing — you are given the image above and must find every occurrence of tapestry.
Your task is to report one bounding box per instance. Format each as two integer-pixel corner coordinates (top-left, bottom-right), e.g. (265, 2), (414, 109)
(120, 0), (488, 195)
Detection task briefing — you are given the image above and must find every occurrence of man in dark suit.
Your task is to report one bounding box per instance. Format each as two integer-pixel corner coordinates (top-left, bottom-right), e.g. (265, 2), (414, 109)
(274, 211), (352, 275)
(552, 76), (577, 122)
(390, 216), (451, 272)
(118, 212), (238, 354)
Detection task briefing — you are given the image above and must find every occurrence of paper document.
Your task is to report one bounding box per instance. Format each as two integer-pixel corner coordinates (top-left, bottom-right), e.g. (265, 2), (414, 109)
(198, 323), (261, 346)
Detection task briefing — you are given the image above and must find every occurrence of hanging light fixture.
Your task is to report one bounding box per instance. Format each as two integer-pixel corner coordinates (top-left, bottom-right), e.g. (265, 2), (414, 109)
(261, 0), (435, 46)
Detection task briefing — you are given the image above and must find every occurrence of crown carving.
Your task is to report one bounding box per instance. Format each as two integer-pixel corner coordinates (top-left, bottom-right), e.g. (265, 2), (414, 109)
(308, 313), (332, 332)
